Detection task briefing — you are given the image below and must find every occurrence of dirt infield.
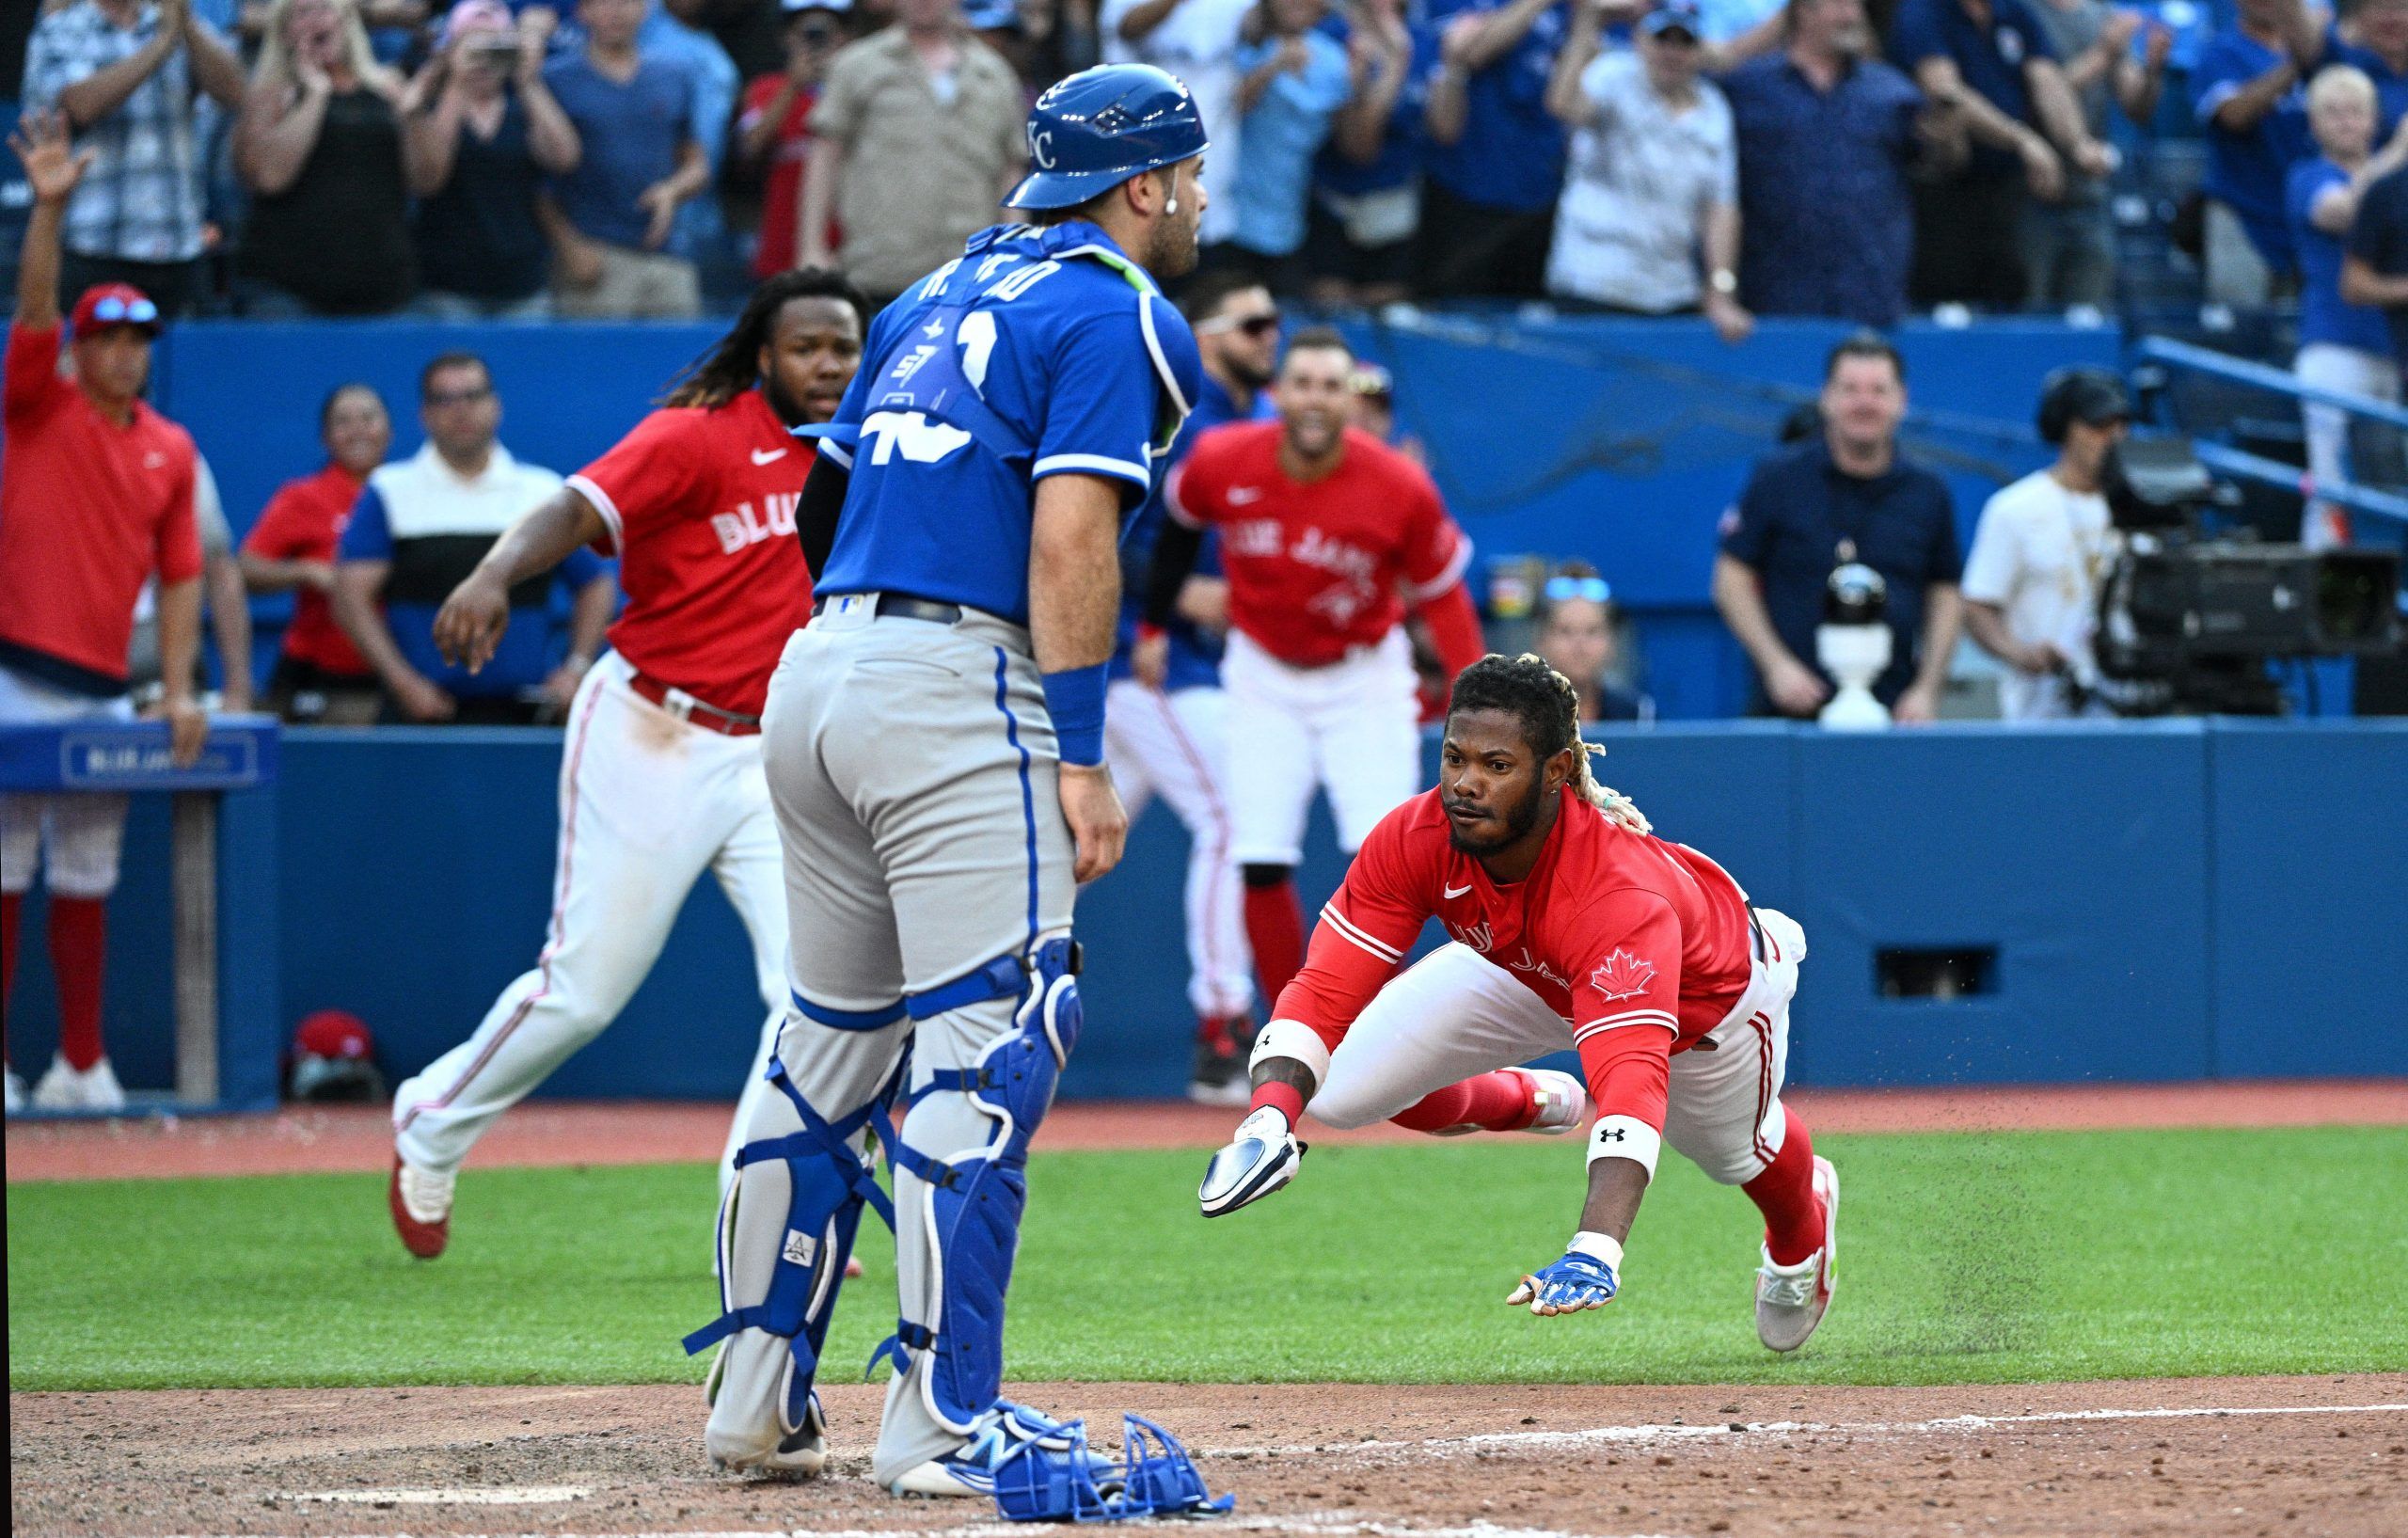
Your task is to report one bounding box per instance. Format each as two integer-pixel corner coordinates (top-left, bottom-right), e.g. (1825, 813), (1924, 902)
(10, 1080), (2407, 1183)
(11, 1375), (2404, 1538)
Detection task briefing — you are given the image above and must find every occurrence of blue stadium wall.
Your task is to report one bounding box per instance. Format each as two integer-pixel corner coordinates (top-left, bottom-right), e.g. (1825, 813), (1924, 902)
(150, 314), (2112, 721)
(8, 720), (2403, 1103)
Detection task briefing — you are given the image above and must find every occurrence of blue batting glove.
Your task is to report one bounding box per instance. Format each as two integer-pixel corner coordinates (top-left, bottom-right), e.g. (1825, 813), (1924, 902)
(1507, 1240), (1620, 1316)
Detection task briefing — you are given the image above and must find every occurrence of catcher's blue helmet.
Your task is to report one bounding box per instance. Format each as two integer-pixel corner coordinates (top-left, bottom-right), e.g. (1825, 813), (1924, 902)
(1004, 64), (1209, 212)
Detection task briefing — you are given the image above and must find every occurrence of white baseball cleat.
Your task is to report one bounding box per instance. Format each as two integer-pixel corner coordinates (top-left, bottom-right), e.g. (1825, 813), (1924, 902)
(1755, 1153), (1839, 1353)
(886, 1403), (1115, 1498)
(1197, 1106), (1305, 1217)
(31, 1054), (126, 1113)
(705, 1375), (829, 1480)
(4, 1067), (25, 1116)
(1509, 1067), (1590, 1134)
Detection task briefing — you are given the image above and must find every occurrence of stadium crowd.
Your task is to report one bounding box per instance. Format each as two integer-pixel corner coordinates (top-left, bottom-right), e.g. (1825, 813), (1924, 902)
(18, 0), (2399, 325)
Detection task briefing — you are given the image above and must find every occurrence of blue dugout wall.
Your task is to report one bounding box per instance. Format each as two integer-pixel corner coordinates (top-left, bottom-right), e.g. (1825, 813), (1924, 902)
(149, 315), (2110, 721)
(8, 721), (2401, 1104)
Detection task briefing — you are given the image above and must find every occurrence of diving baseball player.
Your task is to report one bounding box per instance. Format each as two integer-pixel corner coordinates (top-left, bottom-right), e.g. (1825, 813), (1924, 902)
(687, 65), (1228, 1518)
(1138, 328), (1485, 1008)
(388, 271), (869, 1260)
(1199, 653), (1840, 1354)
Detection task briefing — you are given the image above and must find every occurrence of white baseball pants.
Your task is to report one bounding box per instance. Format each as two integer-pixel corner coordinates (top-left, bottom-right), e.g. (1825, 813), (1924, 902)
(1301, 909), (1809, 1185)
(1222, 627), (1421, 865)
(0, 663), (135, 901)
(392, 653), (789, 1185)
(1103, 678), (1252, 1020)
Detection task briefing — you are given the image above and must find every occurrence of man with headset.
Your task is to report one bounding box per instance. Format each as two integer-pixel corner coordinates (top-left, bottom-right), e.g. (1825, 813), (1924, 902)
(1961, 367), (2130, 720)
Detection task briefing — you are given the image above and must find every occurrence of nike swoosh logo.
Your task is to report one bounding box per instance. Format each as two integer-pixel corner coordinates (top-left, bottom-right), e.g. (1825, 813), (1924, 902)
(1228, 486), (1263, 504)
(1444, 882), (1472, 899)
(752, 447), (789, 465)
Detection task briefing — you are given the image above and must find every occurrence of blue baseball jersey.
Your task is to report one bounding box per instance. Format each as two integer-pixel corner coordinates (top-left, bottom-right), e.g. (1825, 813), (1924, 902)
(814, 221), (1204, 626)
(1109, 372), (1269, 692)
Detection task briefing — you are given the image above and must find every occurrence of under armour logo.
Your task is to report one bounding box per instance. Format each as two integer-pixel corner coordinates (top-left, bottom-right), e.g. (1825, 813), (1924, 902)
(1597, 1128), (1625, 1142)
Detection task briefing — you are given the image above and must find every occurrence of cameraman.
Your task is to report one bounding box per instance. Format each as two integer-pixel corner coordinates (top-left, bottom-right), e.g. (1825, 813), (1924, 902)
(1960, 367), (2127, 720)
(1715, 332), (1963, 721)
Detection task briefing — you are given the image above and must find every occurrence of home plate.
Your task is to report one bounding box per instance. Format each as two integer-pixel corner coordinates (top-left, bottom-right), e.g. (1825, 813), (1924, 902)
(282, 1485), (594, 1505)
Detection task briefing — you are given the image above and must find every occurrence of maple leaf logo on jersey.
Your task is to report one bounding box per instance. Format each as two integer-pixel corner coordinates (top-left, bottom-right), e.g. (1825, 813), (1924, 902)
(1589, 950), (1656, 1001)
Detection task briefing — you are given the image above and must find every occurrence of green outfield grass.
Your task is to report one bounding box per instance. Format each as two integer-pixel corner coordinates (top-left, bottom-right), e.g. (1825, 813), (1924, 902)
(8, 1127), (2406, 1392)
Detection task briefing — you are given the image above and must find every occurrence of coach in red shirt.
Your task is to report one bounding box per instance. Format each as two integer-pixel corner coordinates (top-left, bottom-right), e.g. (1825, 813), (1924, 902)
(1, 112), (209, 1117)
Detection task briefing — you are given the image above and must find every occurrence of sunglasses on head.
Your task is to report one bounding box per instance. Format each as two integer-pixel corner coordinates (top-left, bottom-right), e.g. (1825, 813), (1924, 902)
(88, 295), (159, 326)
(1545, 575), (1611, 604)
(1200, 311), (1281, 338)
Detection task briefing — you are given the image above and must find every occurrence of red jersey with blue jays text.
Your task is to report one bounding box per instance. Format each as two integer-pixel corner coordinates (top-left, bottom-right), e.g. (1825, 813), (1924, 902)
(1166, 421), (1470, 667)
(1278, 787), (1761, 1130)
(570, 388), (815, 717)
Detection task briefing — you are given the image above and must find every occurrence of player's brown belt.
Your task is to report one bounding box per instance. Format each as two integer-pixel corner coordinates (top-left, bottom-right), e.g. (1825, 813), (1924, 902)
(627, 672), (761, 737)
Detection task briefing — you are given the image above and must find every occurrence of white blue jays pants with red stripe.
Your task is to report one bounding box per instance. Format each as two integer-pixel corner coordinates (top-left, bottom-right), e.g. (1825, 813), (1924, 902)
(1304, 909), (1809, 1186)
(717, 597), (1075, 1483)
(391, 654), (790, 1186)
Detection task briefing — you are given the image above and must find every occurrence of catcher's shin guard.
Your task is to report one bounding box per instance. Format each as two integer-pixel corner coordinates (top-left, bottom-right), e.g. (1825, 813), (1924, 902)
(878, 936), (1081, 1433)
(684, 1056), (894, 1456)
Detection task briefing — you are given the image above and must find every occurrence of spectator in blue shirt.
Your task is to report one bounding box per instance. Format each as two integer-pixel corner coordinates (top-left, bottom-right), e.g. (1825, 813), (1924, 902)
(1420, 0), (1571, 296)
(2192, 0), (2321, 305)
(330, 353), (617, 725)
(1888, 0), (2112, 309)
(1306, 0), (1430, 306)
(1712, 332), (1962, 721)
(1226, 0), (1354, 290)
(540, 0), (712, 318)
(2329, 0), (2408, 133)
(1719, 0), (1930, 325)
(2291, 63), (2404, 548)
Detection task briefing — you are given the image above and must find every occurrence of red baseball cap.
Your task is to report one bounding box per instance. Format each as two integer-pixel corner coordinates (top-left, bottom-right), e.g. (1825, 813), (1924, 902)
(293, 1008), (375, 1061)
(70, 283), (163, 338)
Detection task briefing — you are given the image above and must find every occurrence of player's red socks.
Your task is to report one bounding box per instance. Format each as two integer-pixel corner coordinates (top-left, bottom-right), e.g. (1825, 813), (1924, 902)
(1243, 878), (1305, 1004)
(1390, 1070), (1536, 1134)
(1744, 1104), (1826, 1265)
(47, 896), (106, 1071)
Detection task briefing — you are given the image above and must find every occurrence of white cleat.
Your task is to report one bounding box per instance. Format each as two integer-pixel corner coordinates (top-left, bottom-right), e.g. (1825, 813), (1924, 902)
(1197, 1106), (1305, 1217)
(4, 1067), (25, 1116)
(1509, 1067), (1590, 1134)
(31, 1054), (126, 1113)
(1755, 1153), (1839, 1353)
(706, 1380), (828, 1480)
(885, 1403), (1114, 1498)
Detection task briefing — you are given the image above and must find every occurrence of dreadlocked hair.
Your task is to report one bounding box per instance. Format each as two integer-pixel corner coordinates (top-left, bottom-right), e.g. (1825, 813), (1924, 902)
(661, 268), (873, 409)
(1448, 653), (1652, 833)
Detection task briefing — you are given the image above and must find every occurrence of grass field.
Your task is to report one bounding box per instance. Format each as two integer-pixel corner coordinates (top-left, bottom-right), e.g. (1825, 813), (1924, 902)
(9, 1126), (2407, 1393)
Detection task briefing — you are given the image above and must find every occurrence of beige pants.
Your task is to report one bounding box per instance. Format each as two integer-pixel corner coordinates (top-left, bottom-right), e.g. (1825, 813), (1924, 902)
(554, 243), (702, 320)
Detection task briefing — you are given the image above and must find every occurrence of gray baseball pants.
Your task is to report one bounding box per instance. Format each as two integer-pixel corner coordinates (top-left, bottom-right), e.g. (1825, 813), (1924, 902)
(705, 595), (1075, 1484)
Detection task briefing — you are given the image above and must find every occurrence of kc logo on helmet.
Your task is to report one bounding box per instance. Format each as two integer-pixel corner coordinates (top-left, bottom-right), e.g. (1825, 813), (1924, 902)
(1029, 128), (1055, 168)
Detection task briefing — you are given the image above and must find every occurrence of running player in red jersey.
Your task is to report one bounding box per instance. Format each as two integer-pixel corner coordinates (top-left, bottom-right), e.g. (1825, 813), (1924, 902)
(385, 271), (868, 1260)
(1198, 652), (1839, 1353)
(1138, 326), (1485, 1012)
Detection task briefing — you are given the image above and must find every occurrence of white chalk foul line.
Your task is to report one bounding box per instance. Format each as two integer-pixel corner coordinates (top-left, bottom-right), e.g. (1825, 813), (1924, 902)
(1210, 1400), (2408, 1458)
(277, 1485), (594, 1506)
